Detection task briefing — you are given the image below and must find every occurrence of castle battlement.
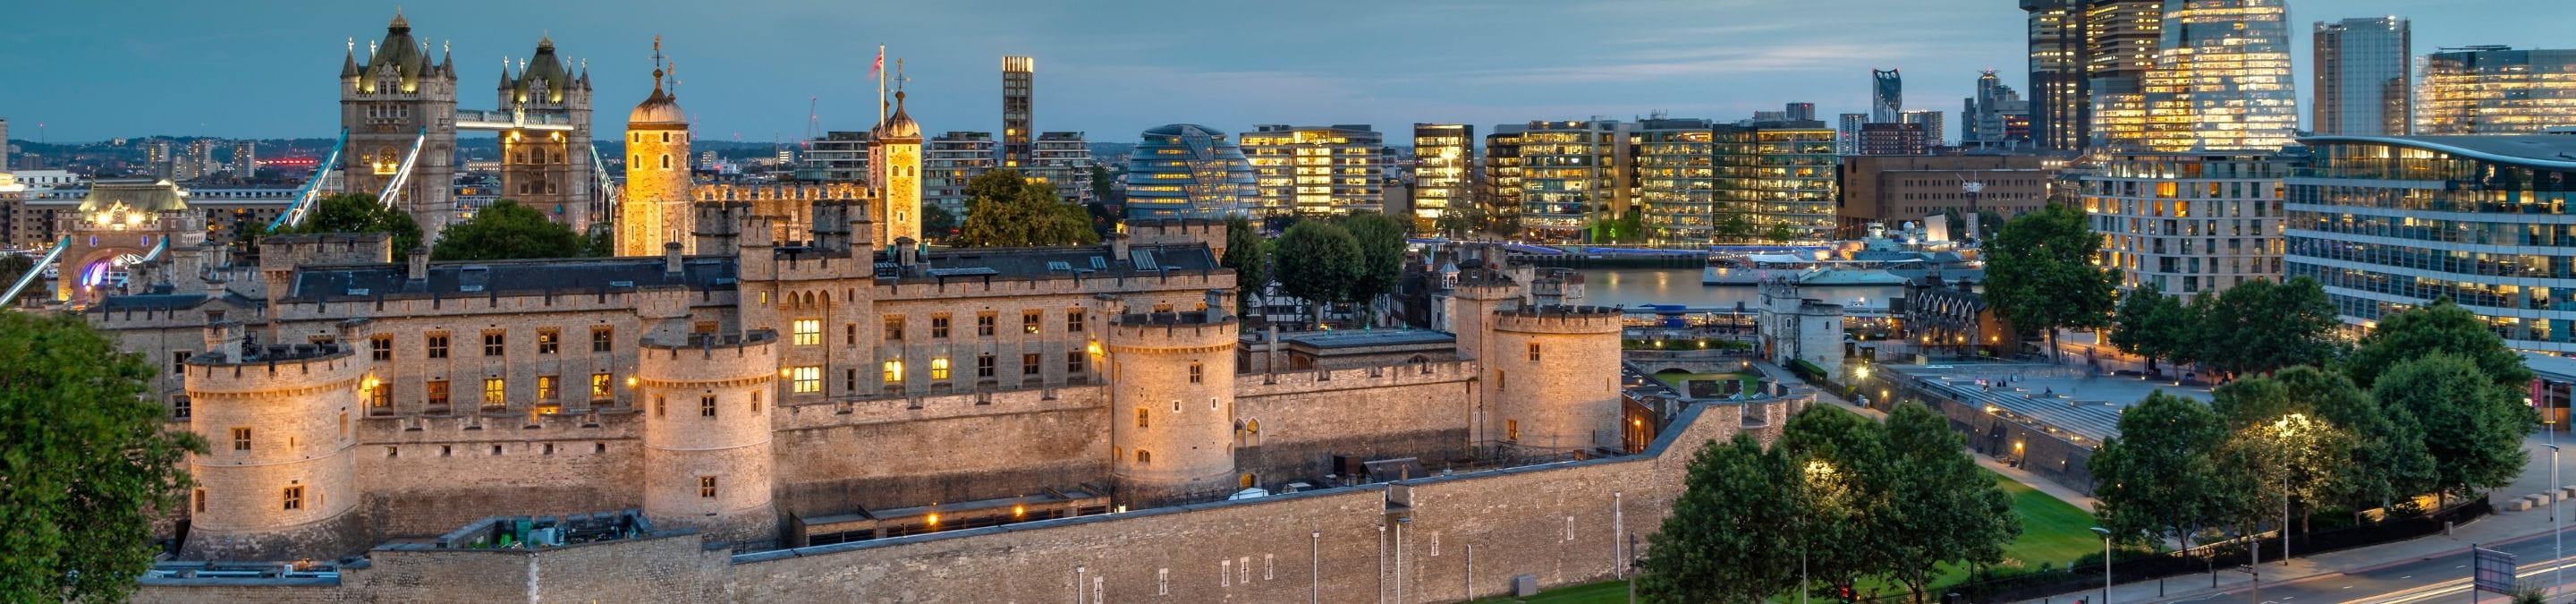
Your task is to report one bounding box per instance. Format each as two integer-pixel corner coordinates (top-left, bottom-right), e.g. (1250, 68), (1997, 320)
(1492, 304), (1624, 334)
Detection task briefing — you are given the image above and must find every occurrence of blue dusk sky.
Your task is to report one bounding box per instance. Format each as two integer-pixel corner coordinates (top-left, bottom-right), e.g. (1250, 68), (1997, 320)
(0, 0), (2564, 144)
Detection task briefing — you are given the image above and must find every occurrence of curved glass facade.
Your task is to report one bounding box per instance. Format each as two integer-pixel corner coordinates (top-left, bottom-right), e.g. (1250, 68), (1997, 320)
(1123, 123), (1256, 219)
(2284, 135), (2576, 350)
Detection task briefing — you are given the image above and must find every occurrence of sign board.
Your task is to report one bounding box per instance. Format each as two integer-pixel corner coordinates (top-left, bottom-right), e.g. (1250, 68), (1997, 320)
(2474, 547), (2518, 595)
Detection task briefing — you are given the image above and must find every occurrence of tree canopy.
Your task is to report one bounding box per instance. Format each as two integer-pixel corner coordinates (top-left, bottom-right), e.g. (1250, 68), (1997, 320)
(1640, 434), (1807, 602)
(1220, 216), (1271, 318)
(0, 312), (204, 601)
(1877, 402), (2019, 601)
(429, 199), (585, 260)
(1983, 203), (2117, 360)
(954, 169), (1098, 247)
(1270, 220), (1361, 325)
(273, 192), (424, 253)
(2107, 283), (2190, 376)
(920, 204), (960, 243)
(1337, 212), (1408, 325)
(2091, 392), (2232, 554)
(2190, 276), (2341, 378)
(2347, 299), (2533, 389)
(2376, 353), (2533, 505)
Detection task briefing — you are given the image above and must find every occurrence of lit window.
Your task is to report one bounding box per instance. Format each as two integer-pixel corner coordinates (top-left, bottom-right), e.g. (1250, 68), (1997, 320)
(538, 329), (560, 354)
(1023, 311), (1042, 334)
(428, 380), (449, 407)
(590, 373), (613, 400)
(482, 379), (505, 408)
(792, 319), (821, 346)
(929, 358), (950, 380)
(538, 375), (559, 400)
(792, 366), (822, 393)
(883, 360), (904, 383)
(884, 316), (905, 341)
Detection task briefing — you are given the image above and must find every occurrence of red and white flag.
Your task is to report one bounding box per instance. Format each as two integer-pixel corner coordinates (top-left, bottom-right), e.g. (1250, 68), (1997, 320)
(870, 47), (883, 79)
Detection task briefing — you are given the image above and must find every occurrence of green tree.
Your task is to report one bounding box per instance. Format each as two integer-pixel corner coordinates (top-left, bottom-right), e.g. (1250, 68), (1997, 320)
(1338, 212), (1408, 326)
(1877, 402), (2020, 602)
(1983, 203), (2118, 361)
(0, 254), (34, 298)
(1714, 211), (1756, 243)
(577, 223), (614, 258)
(955, 169), (1099, 247)
(430, 200), (583, 260)
(1432, 204), (1486, 239)
(920, 204), (960, 243)
(1271, 220), (1362, 326)
(2295, 366), (2436, 515)
(2091, 392), (2233, 570)
(2207, 368), (2360, 532)
(2375, 353), (2534, 506)
(2191, 277), (2341, 379)
(273, 192), (424, 253)
(1220, 217), (1270, 318)
(2346, 299), (2533, 389)
(0, 313), (206, 601)
(1087, 165), (1117, 204)
(1640, 434), (1807, 603)
(1777, 407), (1891, 595)
(2107, 284), (2190, 376)
(1760, 224), (1802, 244)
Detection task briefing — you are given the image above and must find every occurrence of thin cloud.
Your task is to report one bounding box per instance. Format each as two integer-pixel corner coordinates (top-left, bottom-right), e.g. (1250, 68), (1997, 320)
(1456, 43), (1918, 86)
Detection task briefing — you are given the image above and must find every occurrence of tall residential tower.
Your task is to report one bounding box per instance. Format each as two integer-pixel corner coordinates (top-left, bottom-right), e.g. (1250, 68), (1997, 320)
(2313, 17), (2411, 136)
(1001, 55), (1033, 168)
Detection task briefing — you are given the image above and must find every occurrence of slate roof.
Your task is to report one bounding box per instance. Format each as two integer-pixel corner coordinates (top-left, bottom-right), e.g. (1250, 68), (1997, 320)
(284, 257), (737, 302)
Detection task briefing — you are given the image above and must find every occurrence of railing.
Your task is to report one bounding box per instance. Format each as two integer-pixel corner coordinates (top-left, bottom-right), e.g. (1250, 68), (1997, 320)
(0, 235), (71, 309)
(376, 128), (428, 210)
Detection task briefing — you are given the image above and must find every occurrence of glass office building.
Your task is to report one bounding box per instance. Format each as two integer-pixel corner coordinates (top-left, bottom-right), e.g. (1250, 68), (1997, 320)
(1634, 119), (1717, 243)
(2312, 17), (2411, 136)
(1715, 123), (1838, 242)
(2096, 0), (2295, 151)
(1239, 124), (1384, 217)
(1411, 123), (1474, 229)
(1516, 120), (1630, 242)
(1480, 125), (1526, 232)
(2418, 47), (2576, 135)
(2284, 135), (2576, 351)
(1123, 123), (1255, 219)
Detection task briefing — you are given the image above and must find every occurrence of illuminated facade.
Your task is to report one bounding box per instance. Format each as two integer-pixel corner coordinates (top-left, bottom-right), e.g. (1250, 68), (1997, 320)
(2097, 0), (2297, 152)
(2023, 0), (2089, 150)
(924, 132), (994, 217)
(2284, 135), (2576, 350)
(1517, 120), (1631, 242)
(2312, 17), (2411, 136)
(2080, 152), (2289, 297)
(1238, 124), (1383, 217)
(1410, 123), (1474, 229)
(1123, 123), (1254, 219)
(1857, 123), (1930, 156)
(871, 92), (923, 244)
(1634, 119), (1717, 243)
(1024, 132), (1093, 204)
(1001, 55), (1033, 168)
(618, 55), (691, 257)
(1713, 122), (1838, 242)
(1901, 110), (1945, 146)
(2417, 47), (2576, 135)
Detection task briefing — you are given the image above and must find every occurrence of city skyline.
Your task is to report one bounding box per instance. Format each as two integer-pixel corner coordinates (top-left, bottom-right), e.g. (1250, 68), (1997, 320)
(3, 0), (2562, 144)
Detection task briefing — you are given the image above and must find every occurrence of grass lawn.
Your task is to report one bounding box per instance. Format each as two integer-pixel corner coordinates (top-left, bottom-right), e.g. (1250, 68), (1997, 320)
(1481, 469), (2099, 603)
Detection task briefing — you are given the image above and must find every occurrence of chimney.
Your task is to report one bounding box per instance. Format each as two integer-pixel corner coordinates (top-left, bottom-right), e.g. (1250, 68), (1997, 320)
(1110, 233), (1131, 263)
(1205, 288), (1230, 321)
(1265, 324), (1280, 374)
(664, 242), (684, 275)
(407, 247), (429, 283)
(202, 321), (244, 361)
(894, 237), (919, 271)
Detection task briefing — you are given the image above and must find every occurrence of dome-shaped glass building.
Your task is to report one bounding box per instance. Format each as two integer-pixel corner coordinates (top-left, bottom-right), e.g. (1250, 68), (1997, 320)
(1123, 124), (1256, 218)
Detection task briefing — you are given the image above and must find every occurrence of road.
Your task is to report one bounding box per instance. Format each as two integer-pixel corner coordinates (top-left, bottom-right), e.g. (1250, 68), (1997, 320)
(2158, 529), (2572, 604)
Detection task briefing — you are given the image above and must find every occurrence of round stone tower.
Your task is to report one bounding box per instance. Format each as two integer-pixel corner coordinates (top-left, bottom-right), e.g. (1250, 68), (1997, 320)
(1106, 310), (1239, 504)
(181, 342), (368, 560)
(637, 329), (779, 545)
(1483, 305), (1624, 454)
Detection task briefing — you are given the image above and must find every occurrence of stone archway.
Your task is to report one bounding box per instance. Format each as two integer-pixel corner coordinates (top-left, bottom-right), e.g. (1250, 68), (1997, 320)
(55, 236), (155, 305)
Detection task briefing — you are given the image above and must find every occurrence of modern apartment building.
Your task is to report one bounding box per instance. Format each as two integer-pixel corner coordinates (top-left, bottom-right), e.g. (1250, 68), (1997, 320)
(1123, 123), (1255, 219)
(1024, 131), (1093, 204)
(1239, 124), (1384, 217)
(2313, 17), (2412, 136)
(2284, 135), (2576, 350)
(230, 140), (258, 178)
(1902, 110), (1946, 146)
(1872, 70), (1903, 123)
(2080, 152), (2290, 297)
(2418, 47), (2576, 135)
(924, 131), (996, 217)
(801, 131), (871, 183)
(1836, 113), (1868, 156)
(1480, 125), (1526, 229)
(1858, 123), (1930, 156)
(2097, 0), (2298, 152)
(1411, 123), (1474, 229)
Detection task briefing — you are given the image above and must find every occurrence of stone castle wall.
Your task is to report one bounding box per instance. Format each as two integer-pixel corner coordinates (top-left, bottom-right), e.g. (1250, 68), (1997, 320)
(1233, 361), (1480, 482)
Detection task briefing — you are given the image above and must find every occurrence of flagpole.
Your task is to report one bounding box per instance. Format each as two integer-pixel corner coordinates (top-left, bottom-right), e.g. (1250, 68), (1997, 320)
(876, 44), (887, 127)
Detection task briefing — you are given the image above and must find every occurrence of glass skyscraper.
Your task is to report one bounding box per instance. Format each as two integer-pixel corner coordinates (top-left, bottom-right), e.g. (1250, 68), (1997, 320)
(2312, 17), (2411, 136)
(1410, 123), (1474, 229)
(1871, 69), (1903, 123)
(1123, 123), (1255, 219)
(2284, 135), (2576, 350)
(2097, 0), (2297, 152)
(2418, 47), (2576, 135)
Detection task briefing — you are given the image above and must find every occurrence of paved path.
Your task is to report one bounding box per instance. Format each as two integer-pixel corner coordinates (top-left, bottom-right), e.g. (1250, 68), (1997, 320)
(2021, 435), (2576, 604)
(1763, 361), (2099, 511)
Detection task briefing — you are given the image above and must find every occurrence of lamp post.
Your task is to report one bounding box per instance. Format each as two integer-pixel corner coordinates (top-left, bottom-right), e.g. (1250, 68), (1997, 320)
(2089, 526), (2112, 604)
(2550, 441), (2562, 599)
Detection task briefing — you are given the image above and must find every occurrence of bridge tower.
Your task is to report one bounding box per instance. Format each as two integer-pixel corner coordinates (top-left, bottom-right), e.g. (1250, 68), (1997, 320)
(338, 10), (458, 240)
(496, 35), (597, 232)
(51, 180), (204, 305)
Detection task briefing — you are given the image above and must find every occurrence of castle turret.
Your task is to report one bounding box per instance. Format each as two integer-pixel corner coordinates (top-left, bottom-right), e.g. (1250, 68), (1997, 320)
(619, 38), (692, 256)
(869, 90), (923, 245)
(691, 201), (743, 255)
(809, 199), (853, 252)
(180, 342), (369, 559)
(636, 329), (780, 546)
(1106, 310), (1239, 504)
(1482, 305), (1623, 454)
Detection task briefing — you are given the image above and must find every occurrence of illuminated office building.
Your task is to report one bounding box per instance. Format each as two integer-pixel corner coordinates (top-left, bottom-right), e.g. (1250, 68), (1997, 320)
(2284, 135), (2576, 350)
(2080, 152), (2290, 296)
(1857, 123), (1930, 156)
(1479, 125), (1525, 228)
(1411, 123), (1474, 229)
(2096, 0), (2297, 152)
(1634, 119), (1716, 243)
(1239, 124), (1383, 217)
(1123, 123), (1254, 219)
(1836, 113), (1868, 156)
(2022, 0), (2162, 150)
(2418, 47), (2576, 135)
(1516, 120), (1631, 242)
(2313, 17), (2412, 136)
(1715, 121), (1838, 242)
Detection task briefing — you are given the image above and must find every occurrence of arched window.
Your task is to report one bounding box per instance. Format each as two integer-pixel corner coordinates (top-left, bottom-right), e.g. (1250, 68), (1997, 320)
(660, 154), (671, 169)
(1136, 450), (1151, 464)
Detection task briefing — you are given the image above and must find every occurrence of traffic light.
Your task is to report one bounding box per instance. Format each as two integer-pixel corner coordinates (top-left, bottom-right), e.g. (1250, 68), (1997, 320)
(1838, 584), (1855, 602)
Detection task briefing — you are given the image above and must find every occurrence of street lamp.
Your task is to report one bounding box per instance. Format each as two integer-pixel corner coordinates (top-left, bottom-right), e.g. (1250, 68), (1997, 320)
(1801, 460), (1836, 604)
(2089, 526), (2112, 604)
(2550, 442), (2563, 598)
(2273, 413), (2306, 564)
